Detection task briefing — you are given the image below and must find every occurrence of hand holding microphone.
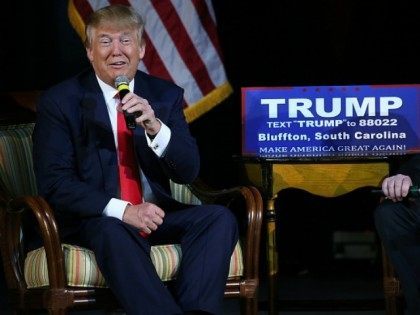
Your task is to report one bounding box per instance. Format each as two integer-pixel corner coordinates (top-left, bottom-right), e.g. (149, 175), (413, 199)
(114, 75), (159, 133)
(115, 75), (141, 130)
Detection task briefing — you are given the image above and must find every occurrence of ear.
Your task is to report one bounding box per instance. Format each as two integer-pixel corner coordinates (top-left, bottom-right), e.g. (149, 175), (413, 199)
(86, 47), (94, 62)
(139, 42), (146, 59)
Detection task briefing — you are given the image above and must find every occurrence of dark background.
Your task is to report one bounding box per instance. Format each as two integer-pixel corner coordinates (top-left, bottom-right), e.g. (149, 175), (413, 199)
(2, 0), (420, 311)
(2, 0), (420, 187)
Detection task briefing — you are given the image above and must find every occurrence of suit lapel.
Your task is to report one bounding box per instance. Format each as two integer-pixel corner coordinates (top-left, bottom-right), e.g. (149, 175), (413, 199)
(80, 71), (119, 197)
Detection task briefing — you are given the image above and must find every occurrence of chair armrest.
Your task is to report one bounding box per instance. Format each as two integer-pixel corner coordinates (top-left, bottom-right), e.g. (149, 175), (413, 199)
(6, 195), (67, 289)
(188, 179), (263, 280)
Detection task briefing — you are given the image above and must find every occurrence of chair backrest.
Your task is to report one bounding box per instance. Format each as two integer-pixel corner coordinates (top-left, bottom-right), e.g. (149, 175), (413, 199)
(0, 123), (37, 199)
(170, 181), (201, 205)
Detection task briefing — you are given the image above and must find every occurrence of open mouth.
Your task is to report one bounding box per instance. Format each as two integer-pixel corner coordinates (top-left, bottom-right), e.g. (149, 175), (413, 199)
(110, 61), (127, 67)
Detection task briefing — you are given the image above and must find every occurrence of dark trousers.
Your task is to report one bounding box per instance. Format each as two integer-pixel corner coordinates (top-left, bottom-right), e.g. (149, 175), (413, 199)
(375, 200), (420, 315)
(74, 204), (238, 315)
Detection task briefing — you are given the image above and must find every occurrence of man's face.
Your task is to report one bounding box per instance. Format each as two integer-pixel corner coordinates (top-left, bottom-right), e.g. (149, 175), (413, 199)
(86, 25), (145, 87)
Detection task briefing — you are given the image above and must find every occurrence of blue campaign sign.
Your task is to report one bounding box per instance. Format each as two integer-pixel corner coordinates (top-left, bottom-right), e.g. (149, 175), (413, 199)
(242, 85), (420, 158)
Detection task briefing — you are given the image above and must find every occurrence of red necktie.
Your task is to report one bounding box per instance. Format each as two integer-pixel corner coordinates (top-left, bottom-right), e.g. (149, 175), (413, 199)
(117, 106), (148, 237)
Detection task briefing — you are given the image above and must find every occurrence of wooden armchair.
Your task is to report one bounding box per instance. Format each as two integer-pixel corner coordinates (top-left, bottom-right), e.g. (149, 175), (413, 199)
(381, 248), (405, 315)
(0, 122), (263, 315)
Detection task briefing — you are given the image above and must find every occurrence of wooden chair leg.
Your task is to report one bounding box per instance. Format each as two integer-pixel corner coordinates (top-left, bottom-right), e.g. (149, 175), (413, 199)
(384, 295), (404, 315)
(382, 246), (405, 315)
(241, 297), (258, 315)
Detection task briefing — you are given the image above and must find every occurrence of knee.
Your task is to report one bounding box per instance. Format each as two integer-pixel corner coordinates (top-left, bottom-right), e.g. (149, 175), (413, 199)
(374, 201), (411, 244)
(212, 206), (238, 237)
(213, 205), (237, 224)
(198, 205), (238, 235)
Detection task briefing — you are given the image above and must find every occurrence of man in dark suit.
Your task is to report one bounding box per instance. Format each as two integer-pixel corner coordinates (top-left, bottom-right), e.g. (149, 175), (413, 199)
(33, 5), (238, 315)
(375, 155), (420, 315)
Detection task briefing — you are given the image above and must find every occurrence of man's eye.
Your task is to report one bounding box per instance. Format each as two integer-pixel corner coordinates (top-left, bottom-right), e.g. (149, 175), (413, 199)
(99, 38), (112, 46)
(121, 38), (132, 45)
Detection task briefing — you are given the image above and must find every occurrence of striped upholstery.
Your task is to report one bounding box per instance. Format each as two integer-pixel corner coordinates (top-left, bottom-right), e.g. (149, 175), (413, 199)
(170, 180), (202, 205)
(1, 123), (243, 289)
(25, 244), (106, 288)
(25, 242), (243, 288)
(0, 123), (37, 197)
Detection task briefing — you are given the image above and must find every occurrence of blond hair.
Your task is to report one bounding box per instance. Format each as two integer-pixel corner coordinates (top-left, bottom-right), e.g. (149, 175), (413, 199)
(85, 4), (144, 48)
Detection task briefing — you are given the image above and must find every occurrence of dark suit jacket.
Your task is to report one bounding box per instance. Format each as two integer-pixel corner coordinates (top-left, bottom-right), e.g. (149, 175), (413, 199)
(33, 68), (200, 235)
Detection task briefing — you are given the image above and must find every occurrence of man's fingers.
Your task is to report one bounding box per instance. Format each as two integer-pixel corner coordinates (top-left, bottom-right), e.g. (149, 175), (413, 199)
(153, 216), (163, 226)
(382, 174), (413, 201)
(148, 222), (159, 231)
(155, 208), (165, 218)
(141, 227), (152, 234)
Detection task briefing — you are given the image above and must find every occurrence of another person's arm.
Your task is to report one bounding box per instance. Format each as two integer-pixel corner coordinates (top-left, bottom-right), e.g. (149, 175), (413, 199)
(382, 174), (412, 201)
(381, 154), (420, 201)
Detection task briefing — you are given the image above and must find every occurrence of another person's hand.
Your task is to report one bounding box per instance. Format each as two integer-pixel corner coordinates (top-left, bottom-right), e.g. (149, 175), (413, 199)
(118, 92), (161, 135)
(122, 202), (165, 234)
(382, 174), (413, 202)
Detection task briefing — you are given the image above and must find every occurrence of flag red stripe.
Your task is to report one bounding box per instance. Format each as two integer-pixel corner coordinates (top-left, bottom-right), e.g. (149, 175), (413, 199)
(142, 33), (188, 108)
(151, 1), (215, 95)
(191, 0), (223, 61)
(73, 0), (94, 22)
(142, 33), (173, 82)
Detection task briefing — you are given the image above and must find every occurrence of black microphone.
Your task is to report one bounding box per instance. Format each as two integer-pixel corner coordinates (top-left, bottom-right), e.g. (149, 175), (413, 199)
(371, 186), (420, 198)
(114, 75), (141, 130)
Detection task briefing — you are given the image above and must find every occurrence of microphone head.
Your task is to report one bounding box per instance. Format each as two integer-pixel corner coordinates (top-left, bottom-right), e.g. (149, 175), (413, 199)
(114, 75), (129, 88)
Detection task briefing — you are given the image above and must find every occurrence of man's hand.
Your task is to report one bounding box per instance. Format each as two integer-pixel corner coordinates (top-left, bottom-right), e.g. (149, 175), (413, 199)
(382, 174), (413, 202)
(122, 202), (165, 234)
(118, 92), (161, 135)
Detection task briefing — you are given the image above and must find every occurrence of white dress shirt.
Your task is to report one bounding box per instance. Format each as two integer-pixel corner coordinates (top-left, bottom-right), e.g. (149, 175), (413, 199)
(95, 76), (171, 220)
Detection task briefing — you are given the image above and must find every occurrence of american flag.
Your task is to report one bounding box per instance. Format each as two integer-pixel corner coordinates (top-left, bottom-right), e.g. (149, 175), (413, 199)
(68, 0), (232, 122)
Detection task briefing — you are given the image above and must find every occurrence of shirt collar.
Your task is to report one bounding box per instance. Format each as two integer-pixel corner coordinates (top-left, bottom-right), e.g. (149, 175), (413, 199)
(95, 75), (135, 103)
